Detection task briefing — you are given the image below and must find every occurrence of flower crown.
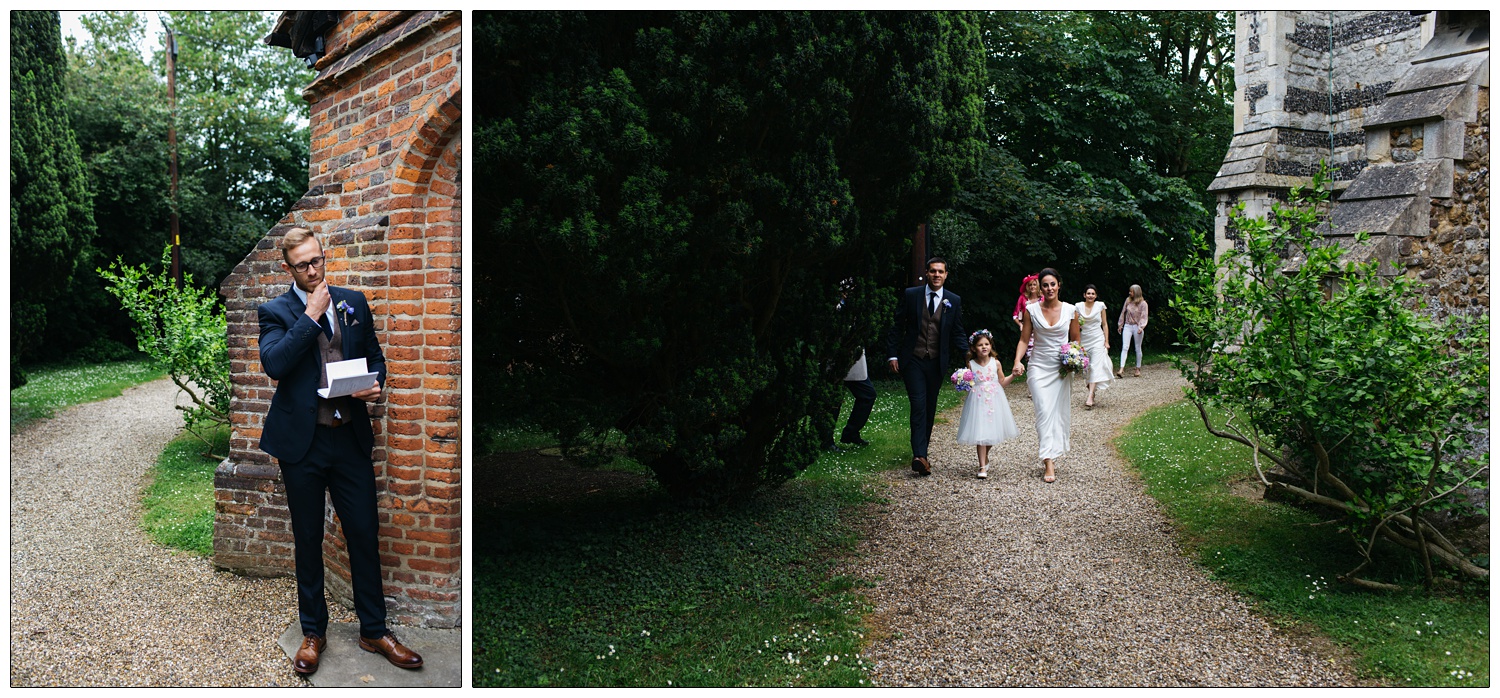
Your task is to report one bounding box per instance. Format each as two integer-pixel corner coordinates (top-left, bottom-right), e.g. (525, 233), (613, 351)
(969, 329), (993, 344)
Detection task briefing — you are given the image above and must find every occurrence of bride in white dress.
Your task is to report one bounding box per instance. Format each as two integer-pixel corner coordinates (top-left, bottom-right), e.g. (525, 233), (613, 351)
(1012, 268), (1081, 483)
(1074, 285), (1113, 409)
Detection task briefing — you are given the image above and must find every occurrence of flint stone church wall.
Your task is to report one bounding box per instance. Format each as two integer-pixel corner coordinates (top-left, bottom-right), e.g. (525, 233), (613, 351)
(1212, 10), (1488, 322)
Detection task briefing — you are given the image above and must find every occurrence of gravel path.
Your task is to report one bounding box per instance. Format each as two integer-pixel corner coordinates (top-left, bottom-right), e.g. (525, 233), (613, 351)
(851, 364), (1362, 687)
(10, 378), (322, 687)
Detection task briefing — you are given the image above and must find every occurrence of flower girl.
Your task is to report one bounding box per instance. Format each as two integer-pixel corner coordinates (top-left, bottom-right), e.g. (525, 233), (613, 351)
(954, 330), (1019, 479)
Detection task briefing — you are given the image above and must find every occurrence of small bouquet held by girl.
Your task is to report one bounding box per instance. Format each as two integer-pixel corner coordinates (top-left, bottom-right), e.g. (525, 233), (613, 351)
(950, 367), (975, 392)
(1058, 341), (1090, 377)
(954, 330), (1020, 480)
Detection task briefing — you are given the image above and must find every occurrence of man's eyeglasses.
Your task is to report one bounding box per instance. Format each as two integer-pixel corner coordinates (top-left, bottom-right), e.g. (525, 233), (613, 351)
(290, 256), (325, 273)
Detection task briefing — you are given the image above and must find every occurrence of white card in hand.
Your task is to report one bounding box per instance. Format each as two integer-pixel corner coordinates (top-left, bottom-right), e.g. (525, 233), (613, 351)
(317, 357), (379, 398)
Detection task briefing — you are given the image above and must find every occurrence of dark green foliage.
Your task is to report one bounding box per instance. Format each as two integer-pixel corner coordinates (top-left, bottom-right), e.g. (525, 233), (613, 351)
(64, 13), (174, 278)
(476, 11), (987, 503)
(1163, 168), (1489, 587)
(60, 12), (173, 349)
(932, 11), (1233, 356)
(11, 10), (98, 362)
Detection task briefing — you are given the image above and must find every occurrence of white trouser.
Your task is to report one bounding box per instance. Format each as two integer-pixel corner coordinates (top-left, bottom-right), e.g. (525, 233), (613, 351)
(1120, 324), (1143, 368)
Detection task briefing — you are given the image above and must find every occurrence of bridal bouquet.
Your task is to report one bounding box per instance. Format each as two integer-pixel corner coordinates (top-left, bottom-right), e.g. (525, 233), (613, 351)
(950, 367), (975, 392)
(1059, 341), (1090, 376)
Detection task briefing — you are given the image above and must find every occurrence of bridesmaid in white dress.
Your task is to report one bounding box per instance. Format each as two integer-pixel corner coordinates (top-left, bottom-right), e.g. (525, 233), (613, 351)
(1012, 268), (1081, 483)
(1074, 284), (1113, 410)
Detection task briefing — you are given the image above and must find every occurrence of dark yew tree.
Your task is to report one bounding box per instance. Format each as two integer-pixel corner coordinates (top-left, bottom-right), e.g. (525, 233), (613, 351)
(475, 11), (987, 503)
(11, 10), (98, 367)
(932, 10), (1234, 358)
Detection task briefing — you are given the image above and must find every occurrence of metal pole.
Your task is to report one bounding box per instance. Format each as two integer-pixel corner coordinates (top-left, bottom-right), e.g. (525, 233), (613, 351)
(911, 223), (927, 286)
(166, 26), (181, 287)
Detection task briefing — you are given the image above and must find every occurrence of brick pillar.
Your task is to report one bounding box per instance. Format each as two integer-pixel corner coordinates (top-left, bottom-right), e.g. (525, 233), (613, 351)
(215, 10), (461, 629)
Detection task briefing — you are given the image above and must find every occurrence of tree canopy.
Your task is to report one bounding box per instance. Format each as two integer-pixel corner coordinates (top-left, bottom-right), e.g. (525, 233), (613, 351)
(476, 10), (988, 502)
(67, 11), (310, 288)
(20, 10), (314, 363)
(932, 10), (1234, 354)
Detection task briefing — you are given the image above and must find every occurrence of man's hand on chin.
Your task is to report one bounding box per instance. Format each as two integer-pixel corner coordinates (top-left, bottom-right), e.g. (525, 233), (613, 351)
(351, 384), (382, 403)
(305, 281), (332, 319)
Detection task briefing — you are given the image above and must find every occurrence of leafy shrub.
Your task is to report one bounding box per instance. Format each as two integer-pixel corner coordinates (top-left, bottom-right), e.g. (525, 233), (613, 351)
(1163, 168), (1489, 589)
(98, 246), (230, 456)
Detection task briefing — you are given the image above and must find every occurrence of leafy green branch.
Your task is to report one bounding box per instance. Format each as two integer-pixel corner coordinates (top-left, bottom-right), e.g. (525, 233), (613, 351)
(98, 245), (230, 458)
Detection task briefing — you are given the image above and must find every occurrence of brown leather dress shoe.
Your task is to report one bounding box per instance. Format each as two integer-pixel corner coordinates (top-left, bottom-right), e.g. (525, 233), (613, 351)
(360, 631), (424, 669)
(293, 633), (326, 675)
(915, 456), (931, 476)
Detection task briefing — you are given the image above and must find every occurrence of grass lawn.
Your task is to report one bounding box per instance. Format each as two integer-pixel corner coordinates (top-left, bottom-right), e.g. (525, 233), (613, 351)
(1116, 400), (1489, 687)
(141, 422), (227, 556)
(10, 359), (166, 429)
(473, 379), (960, 687)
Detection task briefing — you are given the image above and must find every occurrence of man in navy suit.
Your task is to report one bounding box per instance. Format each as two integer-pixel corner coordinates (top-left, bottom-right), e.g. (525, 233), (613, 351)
(257, 228), (422, 675)
(886, 257), (968, 476)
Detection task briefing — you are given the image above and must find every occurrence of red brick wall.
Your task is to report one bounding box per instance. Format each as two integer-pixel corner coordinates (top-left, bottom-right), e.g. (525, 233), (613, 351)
(215, 10), (461, 629)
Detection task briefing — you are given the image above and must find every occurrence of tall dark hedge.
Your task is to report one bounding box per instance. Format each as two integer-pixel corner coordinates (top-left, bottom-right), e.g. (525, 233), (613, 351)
(476, 11), (987, 503)
(11, 10), (98, 363)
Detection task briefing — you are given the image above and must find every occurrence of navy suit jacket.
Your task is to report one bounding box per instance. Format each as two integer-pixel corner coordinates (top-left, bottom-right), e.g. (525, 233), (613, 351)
(257, 285), (386, 464)
(885, 285), (968, 369)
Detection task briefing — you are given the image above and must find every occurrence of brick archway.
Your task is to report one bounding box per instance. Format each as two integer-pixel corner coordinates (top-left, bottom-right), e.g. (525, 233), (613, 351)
(347, 90), (461, 626)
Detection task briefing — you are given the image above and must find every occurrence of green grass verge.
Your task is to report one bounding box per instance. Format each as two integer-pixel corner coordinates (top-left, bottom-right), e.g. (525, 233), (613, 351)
(474, 379), (960, 687)
(10, 360), (166, 429)
(1116, 400), (1489, 687)
(141, 423), (227, 556)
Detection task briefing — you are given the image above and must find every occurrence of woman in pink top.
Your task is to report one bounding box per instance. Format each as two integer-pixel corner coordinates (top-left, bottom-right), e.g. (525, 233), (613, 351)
(1011, 274), (1041, 357)
(1116, 284), (1148, 377)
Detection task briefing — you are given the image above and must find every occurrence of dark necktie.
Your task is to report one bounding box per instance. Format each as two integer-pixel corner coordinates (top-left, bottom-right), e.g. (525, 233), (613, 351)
(928, 292), (937, 317)
(318, 313), (333, 339)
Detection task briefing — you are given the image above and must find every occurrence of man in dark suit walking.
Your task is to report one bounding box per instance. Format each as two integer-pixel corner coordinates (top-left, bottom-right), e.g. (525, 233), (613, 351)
(886, 257), (968, 476)
(257, 228), (422, 675)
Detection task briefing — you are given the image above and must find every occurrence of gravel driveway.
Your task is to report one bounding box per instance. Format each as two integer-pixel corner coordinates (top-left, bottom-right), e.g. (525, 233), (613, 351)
(10, 378), (316, 687)
(850, 364), (1363, 687)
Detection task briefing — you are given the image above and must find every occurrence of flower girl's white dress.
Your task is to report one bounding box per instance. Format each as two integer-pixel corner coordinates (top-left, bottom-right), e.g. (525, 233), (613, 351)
(955, 359), (1019, 445)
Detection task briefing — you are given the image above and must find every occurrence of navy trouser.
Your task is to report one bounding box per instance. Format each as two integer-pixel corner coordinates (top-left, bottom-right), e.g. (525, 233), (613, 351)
(900, 355), (942, 458)
(840, 377), (877, 441)
(819, 377), (879, 446)
(280, 423), (388, 638)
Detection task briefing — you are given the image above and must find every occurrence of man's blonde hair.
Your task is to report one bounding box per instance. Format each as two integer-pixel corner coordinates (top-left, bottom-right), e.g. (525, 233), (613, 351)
(281, 227), (321, 262)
